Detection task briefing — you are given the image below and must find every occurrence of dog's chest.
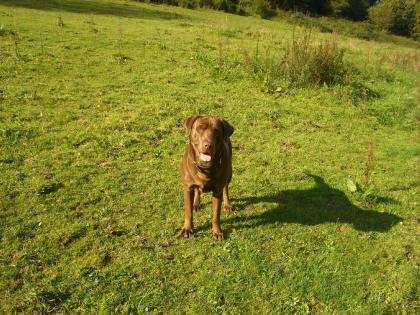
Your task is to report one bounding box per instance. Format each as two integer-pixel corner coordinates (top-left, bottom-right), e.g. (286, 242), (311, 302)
(195, 173), (220, 193)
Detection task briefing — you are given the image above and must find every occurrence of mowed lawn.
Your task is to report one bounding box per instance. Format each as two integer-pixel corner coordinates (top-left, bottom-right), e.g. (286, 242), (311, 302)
(0, 0), (419, 313)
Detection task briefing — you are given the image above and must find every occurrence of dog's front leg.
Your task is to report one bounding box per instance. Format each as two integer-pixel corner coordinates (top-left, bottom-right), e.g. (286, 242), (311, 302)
(193, 188), (200, 212)
(223, 184), (232, 213)
(182, 188), (194, 238)
(212, 190), (224, 240)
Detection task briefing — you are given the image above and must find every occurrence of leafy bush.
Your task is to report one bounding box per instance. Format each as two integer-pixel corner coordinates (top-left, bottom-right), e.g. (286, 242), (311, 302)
(368, 0), (418, 38)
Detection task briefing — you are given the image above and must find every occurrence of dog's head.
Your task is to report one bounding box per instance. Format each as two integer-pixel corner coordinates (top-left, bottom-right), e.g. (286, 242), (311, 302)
(183, 115), (234, 166)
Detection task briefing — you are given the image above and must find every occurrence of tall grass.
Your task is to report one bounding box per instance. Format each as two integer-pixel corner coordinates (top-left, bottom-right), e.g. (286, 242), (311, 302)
(208, 31), (375, 101)
(238, 32), (348, 88)
(281, 32), (346, 86)
(364, 137), (375, 190)
(382, 51), (420, 72)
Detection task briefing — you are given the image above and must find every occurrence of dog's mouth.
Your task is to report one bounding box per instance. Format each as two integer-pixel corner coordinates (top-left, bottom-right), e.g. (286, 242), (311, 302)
(199, 152), (212, 162)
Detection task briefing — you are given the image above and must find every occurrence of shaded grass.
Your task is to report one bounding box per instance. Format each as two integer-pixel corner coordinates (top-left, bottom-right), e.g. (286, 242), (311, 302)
(0, 0), (188, 20)
(0, 0), (419, 314)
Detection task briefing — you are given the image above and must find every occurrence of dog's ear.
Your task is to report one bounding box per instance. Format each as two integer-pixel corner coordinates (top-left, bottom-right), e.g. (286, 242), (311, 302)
(220, 119), (234, 139)
(183, 115), (201, 136)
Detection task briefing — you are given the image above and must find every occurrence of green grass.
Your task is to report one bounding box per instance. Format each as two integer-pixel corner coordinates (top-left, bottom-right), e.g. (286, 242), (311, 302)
(0, 0), (419, 313)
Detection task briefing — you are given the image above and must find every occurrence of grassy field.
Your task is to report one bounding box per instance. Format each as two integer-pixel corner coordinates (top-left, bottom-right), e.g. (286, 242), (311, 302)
(0, 0), (419, 313)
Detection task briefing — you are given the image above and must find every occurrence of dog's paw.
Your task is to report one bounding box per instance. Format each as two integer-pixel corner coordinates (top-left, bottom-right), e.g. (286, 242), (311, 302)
(181, 227), (193, 239)
(224, 204), (233, 213)
(212, 230), (224, 240)
(193, 205), (200, 212)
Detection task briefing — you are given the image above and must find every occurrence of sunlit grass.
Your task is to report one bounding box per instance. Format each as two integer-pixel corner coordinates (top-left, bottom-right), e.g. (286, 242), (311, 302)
(0, 0), (418, 313)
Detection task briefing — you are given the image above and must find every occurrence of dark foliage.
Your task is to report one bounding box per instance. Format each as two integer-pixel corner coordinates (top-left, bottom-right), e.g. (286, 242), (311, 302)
(369, 0), (419, 39)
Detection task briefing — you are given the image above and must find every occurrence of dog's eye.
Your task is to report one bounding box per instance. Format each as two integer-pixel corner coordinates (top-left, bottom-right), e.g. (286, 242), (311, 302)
(196, 126), (205, 133)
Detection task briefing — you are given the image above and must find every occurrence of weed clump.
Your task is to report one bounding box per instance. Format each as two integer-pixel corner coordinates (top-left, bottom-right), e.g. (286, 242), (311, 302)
(208, 32), (351, 90)
(0, 24), (16, 37)
(57, 16), (64, 27)
(239, 32), (349, 88)
(280, 32), (346, 87)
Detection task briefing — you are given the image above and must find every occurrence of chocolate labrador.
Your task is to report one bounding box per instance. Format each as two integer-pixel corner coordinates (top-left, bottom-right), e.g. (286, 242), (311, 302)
(181, 115), (234, 240)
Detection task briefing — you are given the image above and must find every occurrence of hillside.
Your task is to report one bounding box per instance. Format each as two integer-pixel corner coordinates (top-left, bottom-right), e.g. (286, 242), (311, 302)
(0, 0), (419, 313)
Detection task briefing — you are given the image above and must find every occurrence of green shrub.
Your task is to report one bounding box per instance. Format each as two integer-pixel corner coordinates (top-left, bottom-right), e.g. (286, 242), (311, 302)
(179, 0), (197, 9)
(368, 0), (418, 38)
(330, 0), (350, 16)
(251, 0), (274, 19)
(212, 0), (238, 13)
(197, 0), (215, 7)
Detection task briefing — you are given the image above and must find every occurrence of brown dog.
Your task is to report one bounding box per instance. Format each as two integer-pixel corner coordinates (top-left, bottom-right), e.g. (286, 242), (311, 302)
(181, 115), (234, 240)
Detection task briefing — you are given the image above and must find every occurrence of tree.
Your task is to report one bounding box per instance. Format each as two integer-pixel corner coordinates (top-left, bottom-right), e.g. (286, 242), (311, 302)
(341, 0), (371, 20)
(269, 0), (374, 19)
(369, 0), (418, 38)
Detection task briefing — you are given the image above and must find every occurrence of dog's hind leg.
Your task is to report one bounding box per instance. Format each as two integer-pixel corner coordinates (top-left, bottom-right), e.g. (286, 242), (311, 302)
(193, 188), (200, 212)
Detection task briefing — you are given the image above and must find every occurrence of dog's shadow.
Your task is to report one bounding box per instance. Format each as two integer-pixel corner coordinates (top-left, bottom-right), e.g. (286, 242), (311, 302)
(196, 173), (402, 237)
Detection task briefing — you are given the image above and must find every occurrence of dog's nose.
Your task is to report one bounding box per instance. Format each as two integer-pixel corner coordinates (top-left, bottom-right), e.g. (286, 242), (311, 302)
(203, 142), (211, 149)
